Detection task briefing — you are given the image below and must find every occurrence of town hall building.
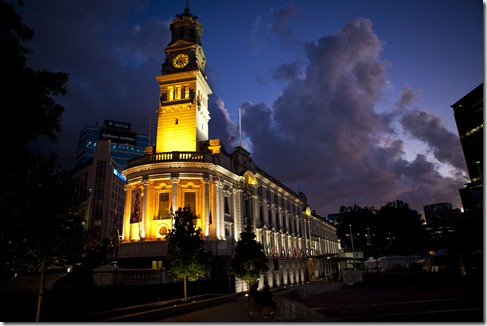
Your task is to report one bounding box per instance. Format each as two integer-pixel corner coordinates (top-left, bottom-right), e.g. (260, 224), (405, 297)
(118, 5), (339, 293)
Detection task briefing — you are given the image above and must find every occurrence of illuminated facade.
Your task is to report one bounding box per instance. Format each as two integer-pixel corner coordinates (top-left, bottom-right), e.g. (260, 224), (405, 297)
(118, 6), (339, 292)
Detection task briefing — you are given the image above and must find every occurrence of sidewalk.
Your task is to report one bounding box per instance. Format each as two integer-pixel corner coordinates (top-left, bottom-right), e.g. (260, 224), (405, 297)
(156, 279), (341, 322)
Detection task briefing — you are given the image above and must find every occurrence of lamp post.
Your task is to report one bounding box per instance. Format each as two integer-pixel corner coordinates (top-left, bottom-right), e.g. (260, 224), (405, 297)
(349, 224), (355, 270)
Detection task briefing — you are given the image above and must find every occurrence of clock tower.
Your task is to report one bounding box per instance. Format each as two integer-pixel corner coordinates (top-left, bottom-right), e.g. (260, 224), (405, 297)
(156, 6), (212, 153)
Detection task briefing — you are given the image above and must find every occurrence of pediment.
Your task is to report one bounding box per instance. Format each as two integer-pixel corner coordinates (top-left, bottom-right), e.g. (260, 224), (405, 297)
(166, 40), (194, 51)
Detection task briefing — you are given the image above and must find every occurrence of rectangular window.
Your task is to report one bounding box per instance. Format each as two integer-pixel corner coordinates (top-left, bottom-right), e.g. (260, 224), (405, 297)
(158, 193), (170, 219)
(184, 192), (196, 212)
(224, 197), (230, 215)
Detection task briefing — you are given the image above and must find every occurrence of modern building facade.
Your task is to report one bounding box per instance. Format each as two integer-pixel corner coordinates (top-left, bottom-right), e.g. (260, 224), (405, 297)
(118, 6), (339, 292)
(70, 141), (126, 247)
(75, 119), (150, 170)
(423, 202), (454, 227)
(450, 83), (483, 212)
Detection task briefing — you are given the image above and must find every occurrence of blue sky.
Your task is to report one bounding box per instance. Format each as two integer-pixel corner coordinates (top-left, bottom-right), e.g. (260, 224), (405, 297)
(19, 0), (483, 216)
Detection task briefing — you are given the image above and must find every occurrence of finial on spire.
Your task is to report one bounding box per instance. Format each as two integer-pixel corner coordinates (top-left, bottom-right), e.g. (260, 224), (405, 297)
(184, 0), (190, 15)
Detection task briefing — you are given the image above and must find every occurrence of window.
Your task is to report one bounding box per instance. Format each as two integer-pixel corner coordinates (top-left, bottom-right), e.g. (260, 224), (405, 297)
(167, 85), (189, 101)
(184, 192), (196, 212)
(224, 197), (230, 215)
(158, 193), (170, 219)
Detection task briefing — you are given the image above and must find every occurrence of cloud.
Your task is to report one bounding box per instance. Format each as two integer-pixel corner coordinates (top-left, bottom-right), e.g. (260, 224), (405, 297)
(229, 17), (467, 215)
(271, 61), (301, 83)
(250, 4), (301, 53)
(21, 1), (468, 216)
(400, 107), (467, 172)
(268, 4), (300, 42)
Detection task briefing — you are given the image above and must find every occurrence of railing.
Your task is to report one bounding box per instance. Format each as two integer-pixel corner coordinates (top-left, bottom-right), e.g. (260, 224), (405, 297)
(119, 268), (166, 285)
(128, 151), (207, 168)
(93, 267), (168, 286)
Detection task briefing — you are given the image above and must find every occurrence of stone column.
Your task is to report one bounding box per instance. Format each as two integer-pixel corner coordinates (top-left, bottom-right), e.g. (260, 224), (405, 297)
(141, 178), (149, 239)
(171, 172), (179, 229)
(214, 177), (224, 240)
(203, 174), (211, 237)
(122, 185), (131, 242)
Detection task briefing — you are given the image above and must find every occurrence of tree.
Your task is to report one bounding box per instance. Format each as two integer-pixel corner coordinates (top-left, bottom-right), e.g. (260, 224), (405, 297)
(0, 1), (84, 321)
(5, 153), (88, 321)
(0, 0), (68, 167)
(228, 225), (269, 288)
(335, 201), (429, 258)
(166, 207), (213, 302)
(375, 200), (429, 256)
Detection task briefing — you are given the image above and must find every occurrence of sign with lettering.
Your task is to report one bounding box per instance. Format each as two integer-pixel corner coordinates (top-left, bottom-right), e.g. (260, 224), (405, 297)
(105, 119), (131, 131)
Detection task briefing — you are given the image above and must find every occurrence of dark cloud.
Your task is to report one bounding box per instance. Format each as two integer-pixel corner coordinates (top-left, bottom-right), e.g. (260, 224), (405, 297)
(250, 3), (301, 53)
(232, 18), (467, 215)
(271, 61), (301, 83)
(396, 85), (421, 109)
(20, 1), (469, 216)
(268, 4), (300, 41)
(400, 108), (467, 170)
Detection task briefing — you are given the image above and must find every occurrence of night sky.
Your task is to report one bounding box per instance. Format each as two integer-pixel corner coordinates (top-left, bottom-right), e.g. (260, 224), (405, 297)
(18, 0), (483, 217)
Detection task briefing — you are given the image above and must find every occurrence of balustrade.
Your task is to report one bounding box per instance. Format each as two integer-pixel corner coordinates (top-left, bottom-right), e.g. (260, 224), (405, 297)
(128, 151), (207, 168)
(93, 268), (167, 286)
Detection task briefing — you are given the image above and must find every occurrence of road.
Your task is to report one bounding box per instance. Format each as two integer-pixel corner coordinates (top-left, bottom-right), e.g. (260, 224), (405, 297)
(299, 273), (484, 322)
(0, 271), (65, 322)
(1, 271), (482, 322)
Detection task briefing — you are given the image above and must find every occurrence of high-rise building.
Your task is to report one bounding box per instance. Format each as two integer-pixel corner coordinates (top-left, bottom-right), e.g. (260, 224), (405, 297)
(423, 202), (454, 227)
(71, 141), (126, 247)
(118, 6), (339, 293)
(450, 83), (483, 212)
(75, 119), (150, 170)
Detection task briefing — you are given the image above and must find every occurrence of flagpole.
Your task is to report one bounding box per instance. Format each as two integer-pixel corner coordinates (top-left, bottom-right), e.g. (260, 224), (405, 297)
(238, 107), (242, 147)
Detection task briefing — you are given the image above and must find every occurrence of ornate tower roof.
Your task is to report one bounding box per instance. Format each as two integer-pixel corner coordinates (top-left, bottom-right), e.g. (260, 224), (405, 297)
(168, 6), (203, 46)
(161, 5), (207, 75)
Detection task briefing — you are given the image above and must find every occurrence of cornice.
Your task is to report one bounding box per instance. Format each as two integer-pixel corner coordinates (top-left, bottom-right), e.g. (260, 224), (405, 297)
(123, 161), (243, 184)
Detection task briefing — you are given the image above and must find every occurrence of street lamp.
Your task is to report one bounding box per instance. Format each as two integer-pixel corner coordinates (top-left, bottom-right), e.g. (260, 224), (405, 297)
(349, 224), (356, 270)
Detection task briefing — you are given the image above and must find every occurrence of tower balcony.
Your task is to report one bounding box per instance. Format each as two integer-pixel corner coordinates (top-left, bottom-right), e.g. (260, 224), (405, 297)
(127, 151), (209, 168)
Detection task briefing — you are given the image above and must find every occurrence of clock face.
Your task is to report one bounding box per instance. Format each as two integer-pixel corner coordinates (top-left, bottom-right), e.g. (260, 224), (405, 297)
(172, 53), (189, 69)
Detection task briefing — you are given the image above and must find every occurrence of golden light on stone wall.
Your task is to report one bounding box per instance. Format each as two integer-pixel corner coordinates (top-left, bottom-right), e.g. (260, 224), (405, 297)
(122, 177), (207, 242)
(156, 105), (197, 153)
